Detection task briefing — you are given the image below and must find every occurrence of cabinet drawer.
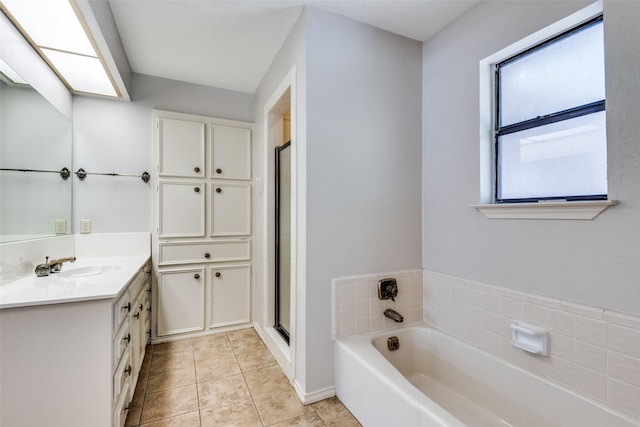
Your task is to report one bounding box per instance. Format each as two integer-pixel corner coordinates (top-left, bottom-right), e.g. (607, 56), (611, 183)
(159, 240), (250, 265)
(113, 291), (131, 332)
(113, 319), (131, 370)
(113, 379), (131, 427)
(113, 348), (131, 403)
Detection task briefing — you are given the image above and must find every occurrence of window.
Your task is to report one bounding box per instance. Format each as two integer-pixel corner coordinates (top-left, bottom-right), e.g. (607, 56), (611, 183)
(495, 16), (606, 203)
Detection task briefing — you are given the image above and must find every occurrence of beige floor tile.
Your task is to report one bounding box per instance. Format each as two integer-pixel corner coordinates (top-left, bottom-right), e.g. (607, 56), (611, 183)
(151, 350), (195, 373)
(236, 346), (276, 372)
(141, 384), (199, 424)
(311, 397), (360, 427)
(243, 364), (291, 396)
(139, 410), (201, 427)
(147, 365), (197, 393)
(253, 387), (314, 426)
(153, 339), (193, 356)
(227, 327), (259, 341)
(200, 398), (262, 427)
(193, 344), (233, 362)
(269, 413), (326, 427)
(192, 333), (232, 352)
(197, 373), (251, 410)
(231, 336), (268, 355)
(195, 352), (241, 382)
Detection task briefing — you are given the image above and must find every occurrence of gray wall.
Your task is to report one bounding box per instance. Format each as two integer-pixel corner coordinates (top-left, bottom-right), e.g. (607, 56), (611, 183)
(304, 7), (423, 392)
(422, 1), (640, 316)
(72, 73), (254, 233)
(253, 5), (307, 389)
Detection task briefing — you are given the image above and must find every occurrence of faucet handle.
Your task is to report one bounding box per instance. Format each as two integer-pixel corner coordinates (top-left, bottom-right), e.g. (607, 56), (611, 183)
(378, 278), (398, 301)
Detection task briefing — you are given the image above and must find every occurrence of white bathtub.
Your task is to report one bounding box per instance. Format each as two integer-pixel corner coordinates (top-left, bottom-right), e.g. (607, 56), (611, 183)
(334, 324), (639, 427)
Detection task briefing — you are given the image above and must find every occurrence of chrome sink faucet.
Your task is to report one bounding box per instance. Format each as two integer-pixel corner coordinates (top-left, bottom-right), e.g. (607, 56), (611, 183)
(34, 256), (76, 277)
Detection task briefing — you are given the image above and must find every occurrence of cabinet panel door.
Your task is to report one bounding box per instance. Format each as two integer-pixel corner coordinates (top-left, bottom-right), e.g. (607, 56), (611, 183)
(209, 265), (250, 327)
(159, 182), (205, 237)
(211, 126), (250, 180)
(210, 183), (251, 236)
(157, 269), (205, 336)
(159, 118), (205, 178)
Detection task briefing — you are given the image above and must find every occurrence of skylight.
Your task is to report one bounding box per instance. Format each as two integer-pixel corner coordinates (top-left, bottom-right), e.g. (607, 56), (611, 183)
(0, 0), (119, 97)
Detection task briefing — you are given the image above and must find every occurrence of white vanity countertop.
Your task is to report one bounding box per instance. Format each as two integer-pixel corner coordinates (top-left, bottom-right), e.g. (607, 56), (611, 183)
(0, 255), (150, 309)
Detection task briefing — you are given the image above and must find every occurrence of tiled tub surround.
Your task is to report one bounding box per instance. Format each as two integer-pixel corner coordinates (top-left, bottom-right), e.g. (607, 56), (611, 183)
(423, 270), (640, 420)
(332, 269), (423, 340)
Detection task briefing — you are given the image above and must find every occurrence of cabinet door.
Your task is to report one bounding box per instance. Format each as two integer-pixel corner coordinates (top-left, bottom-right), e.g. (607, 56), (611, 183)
(210, 183), (251, 236)
(157, 269), (205, 336)
(209, 265), (250, 327)
(159, 182), (205, 237)
(211, 125), (250, 180)
(159, 118), (205, 178)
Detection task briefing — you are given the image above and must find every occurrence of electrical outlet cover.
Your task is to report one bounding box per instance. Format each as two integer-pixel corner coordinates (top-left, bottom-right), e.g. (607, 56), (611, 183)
(80, 219), (91, 234)
(55, 219), (67, 234)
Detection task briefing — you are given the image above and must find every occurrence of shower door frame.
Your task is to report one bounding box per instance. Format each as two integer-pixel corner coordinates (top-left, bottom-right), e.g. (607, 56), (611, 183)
(274, 140), (291, 344)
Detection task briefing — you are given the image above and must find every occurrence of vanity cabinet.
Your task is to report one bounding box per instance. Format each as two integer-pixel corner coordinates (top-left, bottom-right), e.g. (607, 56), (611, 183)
(0, 259), (151, 427)
(153, 110), (253, 340)
(112, 263), (151, 427)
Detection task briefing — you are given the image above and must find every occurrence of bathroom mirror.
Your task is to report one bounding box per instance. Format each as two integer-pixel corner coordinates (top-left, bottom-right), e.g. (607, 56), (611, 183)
(0, 73), (73, 243)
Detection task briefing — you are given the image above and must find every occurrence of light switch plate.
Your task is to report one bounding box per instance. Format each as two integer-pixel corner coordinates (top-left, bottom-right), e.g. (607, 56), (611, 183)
(54, 219), (67, 234)
(80, 219), (91, 234)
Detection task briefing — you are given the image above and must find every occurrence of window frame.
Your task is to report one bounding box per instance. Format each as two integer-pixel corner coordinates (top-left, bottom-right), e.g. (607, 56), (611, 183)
(494, 15), (606, 204)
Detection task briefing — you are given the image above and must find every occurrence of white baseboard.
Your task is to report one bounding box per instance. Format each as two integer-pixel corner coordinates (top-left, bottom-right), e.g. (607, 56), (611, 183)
(293, 381), (335, 405)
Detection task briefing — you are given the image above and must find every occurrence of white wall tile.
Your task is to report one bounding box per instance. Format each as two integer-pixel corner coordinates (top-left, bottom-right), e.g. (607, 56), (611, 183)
(574, 340), (607, 374)
(549, 332), (575, 362)
(423, 269), (640, 419)
(574, 364), (607, 400)
(605, 310), (640, 330)
(608, 351), (640, 388)
(501, 297), (524, 320)
(575, 315), (607, 347)
(607, 378), (640, 418)
(548, 308), (576, 337)
(608, 324), (640, 359)
(333, 269), (422, 339)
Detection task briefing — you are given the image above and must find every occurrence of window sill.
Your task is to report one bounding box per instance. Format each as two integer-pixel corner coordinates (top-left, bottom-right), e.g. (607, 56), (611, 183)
(471, 200), (618, 220)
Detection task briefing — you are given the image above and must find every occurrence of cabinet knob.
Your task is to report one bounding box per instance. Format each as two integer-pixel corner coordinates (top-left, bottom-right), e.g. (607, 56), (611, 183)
(125, 365), (132, 376)
(216, 168), (222, 174)
(139, 304), (144, 311)
(204, 252), (211, 258)
(194, 273), (200, 279)
(133, 312), (140, 319)
(194, 187), (200, 193)
(216, 188), (222, 193)
(194, 166), (201, 173)
(215, 271), (221, 278)
(123, 333), (131, 344)
(123, 302), (131, 312)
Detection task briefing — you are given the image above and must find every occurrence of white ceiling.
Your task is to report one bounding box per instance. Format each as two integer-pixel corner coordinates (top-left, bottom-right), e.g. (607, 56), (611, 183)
(107, 0), (479, 94)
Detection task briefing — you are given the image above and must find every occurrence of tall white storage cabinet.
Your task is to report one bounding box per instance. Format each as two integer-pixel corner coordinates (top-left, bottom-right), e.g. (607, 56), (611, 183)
(152, 110), (253, 340)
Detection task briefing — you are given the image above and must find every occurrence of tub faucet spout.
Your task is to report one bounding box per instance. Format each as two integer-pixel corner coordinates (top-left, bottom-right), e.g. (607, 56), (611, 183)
(384, 308), (404, 323)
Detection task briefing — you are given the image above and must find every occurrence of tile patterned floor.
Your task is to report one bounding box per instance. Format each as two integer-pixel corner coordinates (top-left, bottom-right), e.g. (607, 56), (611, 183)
(126, 328), (361, 427)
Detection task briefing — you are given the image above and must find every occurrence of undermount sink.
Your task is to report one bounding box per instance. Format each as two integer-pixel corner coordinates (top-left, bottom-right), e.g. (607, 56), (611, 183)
(57, 265), (121, 278)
